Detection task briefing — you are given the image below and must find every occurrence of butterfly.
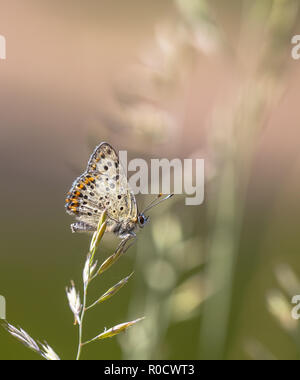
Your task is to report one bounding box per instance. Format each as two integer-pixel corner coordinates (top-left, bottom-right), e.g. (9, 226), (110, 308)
(65, 142), (173, 241)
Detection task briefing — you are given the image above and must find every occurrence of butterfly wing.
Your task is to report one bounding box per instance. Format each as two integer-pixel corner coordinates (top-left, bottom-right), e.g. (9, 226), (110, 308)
(65, 142), (138, 232)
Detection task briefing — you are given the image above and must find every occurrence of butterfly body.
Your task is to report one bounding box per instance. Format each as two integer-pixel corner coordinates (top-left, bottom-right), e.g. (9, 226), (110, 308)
(65, 142), (149, 239)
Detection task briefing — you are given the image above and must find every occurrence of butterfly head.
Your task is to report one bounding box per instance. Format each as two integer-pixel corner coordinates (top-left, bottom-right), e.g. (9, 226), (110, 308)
(137, 213), (149, 229)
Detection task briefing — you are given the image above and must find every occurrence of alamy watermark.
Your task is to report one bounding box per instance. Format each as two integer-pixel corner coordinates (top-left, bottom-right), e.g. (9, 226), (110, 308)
(291, 295), (300, 320)
(291, 35), (300, 60)
(0, 35), (6, 60)
(119, 151), (205, 206)
(0, 295), (6, 319)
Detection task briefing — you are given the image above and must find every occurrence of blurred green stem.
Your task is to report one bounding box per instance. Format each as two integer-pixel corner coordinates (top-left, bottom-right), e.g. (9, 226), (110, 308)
(200, 154), (238, 359)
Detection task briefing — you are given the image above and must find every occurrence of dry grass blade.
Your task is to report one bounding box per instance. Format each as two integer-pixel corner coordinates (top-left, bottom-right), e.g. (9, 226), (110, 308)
(90, 212), (107, 262)
(96, 247), (124, 276)
(5, 323), (40, 353)
(83, 317), (145, 344)
(66, 281), (82, 325)
(74, 211), (142, 360)
(95, 238), (134, 278)
(86, 273), (134, 309)
(3, 322), (60, 360)
(40, 343), (61, 361)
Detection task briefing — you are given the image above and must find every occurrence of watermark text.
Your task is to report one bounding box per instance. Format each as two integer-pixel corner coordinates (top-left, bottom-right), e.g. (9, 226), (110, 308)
(119, 151), (205, 206)
(0, 35), (6, 60)
(291, 295), (300, 320)
(291, 35), (300, 60)
(0, 295), (6, 319)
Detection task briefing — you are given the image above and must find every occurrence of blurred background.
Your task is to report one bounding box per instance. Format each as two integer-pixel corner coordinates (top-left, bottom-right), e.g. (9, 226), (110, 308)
(1, 0), (300, 360)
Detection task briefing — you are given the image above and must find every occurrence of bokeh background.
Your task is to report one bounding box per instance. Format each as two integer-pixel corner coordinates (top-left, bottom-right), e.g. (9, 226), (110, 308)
(1, 0), (300, 360)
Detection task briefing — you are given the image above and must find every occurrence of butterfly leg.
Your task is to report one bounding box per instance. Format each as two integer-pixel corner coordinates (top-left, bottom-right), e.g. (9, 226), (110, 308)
(71, 222), (97, 233)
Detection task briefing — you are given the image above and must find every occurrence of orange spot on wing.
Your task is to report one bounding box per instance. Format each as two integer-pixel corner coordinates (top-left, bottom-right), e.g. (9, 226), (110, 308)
(83, 176), (95, 184)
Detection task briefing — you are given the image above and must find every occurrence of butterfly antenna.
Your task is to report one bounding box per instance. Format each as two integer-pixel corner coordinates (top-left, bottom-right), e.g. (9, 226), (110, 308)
(142, 193), (174, 214)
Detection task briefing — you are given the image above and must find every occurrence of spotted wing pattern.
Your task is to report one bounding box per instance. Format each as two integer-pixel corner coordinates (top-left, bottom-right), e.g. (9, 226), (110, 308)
(65, 142), (137, 232)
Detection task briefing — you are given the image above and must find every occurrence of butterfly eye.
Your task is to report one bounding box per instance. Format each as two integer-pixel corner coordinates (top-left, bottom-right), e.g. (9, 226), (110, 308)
(138, 215), (148, 228)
